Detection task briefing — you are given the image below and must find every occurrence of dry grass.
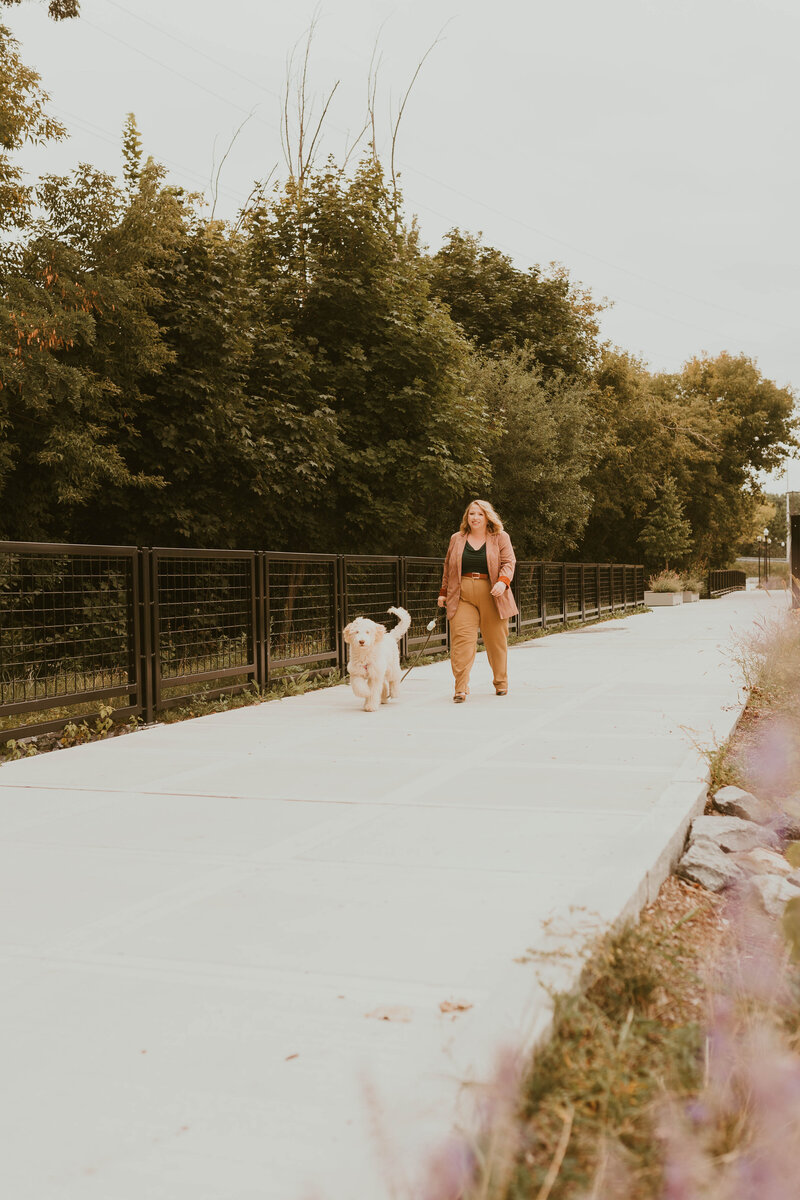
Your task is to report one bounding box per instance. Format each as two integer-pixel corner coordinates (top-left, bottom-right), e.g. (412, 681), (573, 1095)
(504, 879), (721, 1200)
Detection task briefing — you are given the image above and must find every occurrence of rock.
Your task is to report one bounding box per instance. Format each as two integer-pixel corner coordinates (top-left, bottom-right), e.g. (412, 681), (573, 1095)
(768, 811), (800, 842)
(712, 785), (772, 824)
(690, 815), (779, 854)
(750, 874), (800, 919)
(676, 839), (744, 892)
(734, 847), (792, 877)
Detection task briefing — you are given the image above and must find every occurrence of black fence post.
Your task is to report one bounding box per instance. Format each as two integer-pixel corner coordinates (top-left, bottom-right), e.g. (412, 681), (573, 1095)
(398, 556), (408, 659)
(137, 548), (156, 725)
(608, 566), (615, 616)
(540, 563), (547, 629)
(255, 552), (267, 690)
(336, 555), (347, 675)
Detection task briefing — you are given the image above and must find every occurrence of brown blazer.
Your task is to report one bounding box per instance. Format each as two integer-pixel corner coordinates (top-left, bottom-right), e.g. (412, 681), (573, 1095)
(439, 530), (519, 621)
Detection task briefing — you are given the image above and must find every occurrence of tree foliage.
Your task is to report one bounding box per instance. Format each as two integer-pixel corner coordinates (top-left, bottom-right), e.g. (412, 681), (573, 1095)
(0, 20), (796, 565)
(636, 476), (693, 569)
(469, 348), (596, 557)
(427, 229), (603, 377)
(0, 1), (79, 20)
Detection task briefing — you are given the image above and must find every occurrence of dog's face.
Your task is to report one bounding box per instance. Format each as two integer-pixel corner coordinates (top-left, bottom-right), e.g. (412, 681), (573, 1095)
(343, 617), (386, 649)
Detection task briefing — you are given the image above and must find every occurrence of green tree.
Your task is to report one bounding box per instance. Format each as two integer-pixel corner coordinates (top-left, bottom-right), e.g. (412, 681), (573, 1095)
(637, 476), (693, 569)
(0, 156), (179, 540)
(110, 215), (260, 547)
(578, 350), (690, 563)
(0, 21), (65, 241)
(668, 353), (798, 565)
(470, 347), (597, 557)
(243, 161), (492, 553)
(426, 229), (602, 377)
(579, 350), (797, 568)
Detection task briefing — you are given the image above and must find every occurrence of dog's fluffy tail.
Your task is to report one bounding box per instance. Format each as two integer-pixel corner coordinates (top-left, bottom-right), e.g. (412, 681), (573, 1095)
(387, 605), (411, 641)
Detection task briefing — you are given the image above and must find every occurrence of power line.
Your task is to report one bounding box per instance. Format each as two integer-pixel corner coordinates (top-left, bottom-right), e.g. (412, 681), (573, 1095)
(80, 15), (282, 138)
(400, 161), (796, 334)
(102, 0), (282, 101)
(411, 195), (755, 346)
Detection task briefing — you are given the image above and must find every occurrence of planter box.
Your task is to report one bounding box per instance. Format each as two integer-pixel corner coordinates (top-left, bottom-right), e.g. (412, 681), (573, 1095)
(682, 591), (700, 603)
(644, 590), (683, 606)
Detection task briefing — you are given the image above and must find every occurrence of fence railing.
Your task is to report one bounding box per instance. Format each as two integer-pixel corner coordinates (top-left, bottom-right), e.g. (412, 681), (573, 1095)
(707, 569), (747, 598)
(0, 541), (644, 743)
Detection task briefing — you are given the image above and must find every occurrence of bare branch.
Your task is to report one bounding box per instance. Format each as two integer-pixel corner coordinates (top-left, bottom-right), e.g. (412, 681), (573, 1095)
(302, 79), (339, 177)
(389, 25), (450, 226)
(232, 164), (278, 234)
(365, 25), (388, 163)
(210, 110), (256, 221)
(342, 116), (371, 171)
(281, 45), (296, 179)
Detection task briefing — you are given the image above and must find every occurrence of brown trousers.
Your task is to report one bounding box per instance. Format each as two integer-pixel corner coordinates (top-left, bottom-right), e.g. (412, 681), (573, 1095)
(449, 577), (509, 693)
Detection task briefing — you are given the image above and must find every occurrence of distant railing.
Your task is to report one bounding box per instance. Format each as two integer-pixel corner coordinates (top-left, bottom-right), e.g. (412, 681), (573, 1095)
(0, 541), (644, 743)
(707, 569), (747, 598)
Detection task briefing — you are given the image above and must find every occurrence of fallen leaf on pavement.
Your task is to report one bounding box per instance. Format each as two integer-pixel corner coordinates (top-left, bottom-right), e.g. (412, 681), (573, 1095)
(439, 999), (473, 1014)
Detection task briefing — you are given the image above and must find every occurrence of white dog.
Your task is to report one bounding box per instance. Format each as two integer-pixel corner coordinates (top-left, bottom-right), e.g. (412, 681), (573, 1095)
(343, 606), (411, 711)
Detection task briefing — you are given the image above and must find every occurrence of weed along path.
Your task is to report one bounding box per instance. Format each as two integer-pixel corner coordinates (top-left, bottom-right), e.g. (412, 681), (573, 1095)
(0, 589), (788, 1199)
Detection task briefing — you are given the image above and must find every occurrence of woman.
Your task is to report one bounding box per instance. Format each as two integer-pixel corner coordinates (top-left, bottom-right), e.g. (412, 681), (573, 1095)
(438, 499), (518, 702)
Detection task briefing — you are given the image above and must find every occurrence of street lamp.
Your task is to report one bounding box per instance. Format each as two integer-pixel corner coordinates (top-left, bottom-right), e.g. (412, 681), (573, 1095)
(756, 533), (764, 585)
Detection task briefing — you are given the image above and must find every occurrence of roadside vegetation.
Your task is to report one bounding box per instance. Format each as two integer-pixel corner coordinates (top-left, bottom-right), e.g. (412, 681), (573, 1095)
(420, 605), (800, 1200)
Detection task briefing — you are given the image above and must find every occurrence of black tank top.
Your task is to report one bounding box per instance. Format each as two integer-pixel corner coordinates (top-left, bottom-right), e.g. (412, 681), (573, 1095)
(462, 541), (488, 574)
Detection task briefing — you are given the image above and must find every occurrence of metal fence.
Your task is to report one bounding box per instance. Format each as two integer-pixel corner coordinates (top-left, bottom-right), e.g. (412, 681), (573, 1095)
(707, 569), (747, 598)
(0, 541), (644, 743)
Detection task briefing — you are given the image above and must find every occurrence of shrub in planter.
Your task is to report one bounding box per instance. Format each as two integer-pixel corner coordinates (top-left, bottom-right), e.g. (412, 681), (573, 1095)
(644, 569), (684, 606)
(680, 572), (704, 602)
(647, 570), (683, 593)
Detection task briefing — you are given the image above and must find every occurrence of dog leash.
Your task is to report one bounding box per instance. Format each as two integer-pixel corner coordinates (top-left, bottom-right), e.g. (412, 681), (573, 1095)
(400, 611), (441, 682)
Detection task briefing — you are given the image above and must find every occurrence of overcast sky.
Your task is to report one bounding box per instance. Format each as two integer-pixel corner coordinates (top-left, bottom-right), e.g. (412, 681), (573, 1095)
(9, 0), (800, 490)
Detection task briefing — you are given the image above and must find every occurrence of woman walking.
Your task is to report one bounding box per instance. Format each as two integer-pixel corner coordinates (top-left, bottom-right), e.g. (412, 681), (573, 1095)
(438, 499), (518, 702)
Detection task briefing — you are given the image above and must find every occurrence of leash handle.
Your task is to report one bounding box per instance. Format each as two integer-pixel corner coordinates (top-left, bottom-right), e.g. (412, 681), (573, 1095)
(401, 612), (441, 682)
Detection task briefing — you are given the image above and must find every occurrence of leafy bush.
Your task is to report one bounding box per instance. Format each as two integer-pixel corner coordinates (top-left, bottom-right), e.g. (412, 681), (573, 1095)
(647, 569), (683, 593)
(680, 572), (704, 594)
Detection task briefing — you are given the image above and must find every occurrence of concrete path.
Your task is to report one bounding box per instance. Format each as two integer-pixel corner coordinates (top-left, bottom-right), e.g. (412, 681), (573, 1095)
(0, 591), (787, 1199)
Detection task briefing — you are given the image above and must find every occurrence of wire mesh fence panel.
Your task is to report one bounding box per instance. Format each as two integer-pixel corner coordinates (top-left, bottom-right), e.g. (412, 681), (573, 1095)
(599, 566), (612, 611)
(267, 556), (337, 668)
(515, 561), (542, 629)
(623, 566), (637, 605)
(545, 566), (564, 623)
(154, 553), (255, 693)
(708, 570), (747, 598)
(404, 558), (447, 650)
(566, 565), (582, 617)
(1, 541), (649, 737)
(584, 568), (599, 617)
(343, 558), (402, 628)
(0, 544), (139, 739)
(635, 567), (645, 603)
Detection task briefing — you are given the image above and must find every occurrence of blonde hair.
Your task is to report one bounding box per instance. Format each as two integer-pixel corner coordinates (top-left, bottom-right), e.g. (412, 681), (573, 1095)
(459, 499), (504, 535)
